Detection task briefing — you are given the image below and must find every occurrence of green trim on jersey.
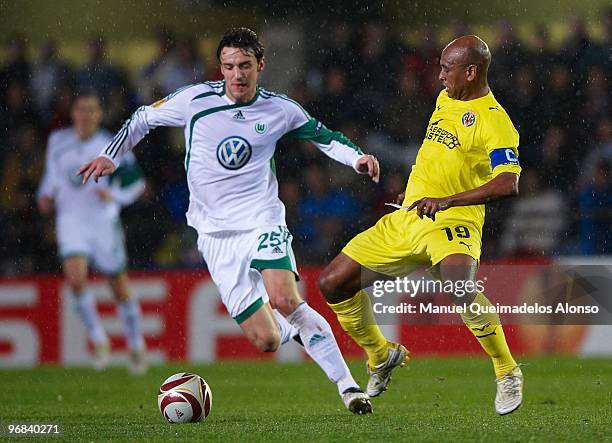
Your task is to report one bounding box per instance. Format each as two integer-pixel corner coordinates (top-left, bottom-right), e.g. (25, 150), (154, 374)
(186, 87), (260, 172)
(165, 83), (198, 101)
(191, 91), (220, 101)
(233, 297), (264, 324)
(251, 256), (294, 272)
(270, 155), (276, 176)
(282, 118), (363, 154)
(192, 82), (225, 101)
(259, 89), (310, 118)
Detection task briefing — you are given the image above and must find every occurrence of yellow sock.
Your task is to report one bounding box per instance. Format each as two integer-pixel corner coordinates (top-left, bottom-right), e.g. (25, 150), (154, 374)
(328, 290), (389, 367)
(460, 292), (517, 378)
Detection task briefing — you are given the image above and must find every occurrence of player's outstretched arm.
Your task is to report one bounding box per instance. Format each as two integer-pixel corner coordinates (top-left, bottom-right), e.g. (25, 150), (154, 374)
(408, 172), (519, 221)
(77, 156), (117, 184)
(280, 98), (380, 182)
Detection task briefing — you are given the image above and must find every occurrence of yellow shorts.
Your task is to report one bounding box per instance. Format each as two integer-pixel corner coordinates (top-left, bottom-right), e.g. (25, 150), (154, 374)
(342, 209), (482, 277)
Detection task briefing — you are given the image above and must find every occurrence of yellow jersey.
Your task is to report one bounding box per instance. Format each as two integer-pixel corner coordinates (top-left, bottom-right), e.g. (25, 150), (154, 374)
(403, 89), (521, 229)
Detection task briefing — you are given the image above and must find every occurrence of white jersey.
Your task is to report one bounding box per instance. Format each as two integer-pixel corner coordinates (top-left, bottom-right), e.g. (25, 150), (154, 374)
(100, 81), (365, 233)
(38, 127), (144, 223)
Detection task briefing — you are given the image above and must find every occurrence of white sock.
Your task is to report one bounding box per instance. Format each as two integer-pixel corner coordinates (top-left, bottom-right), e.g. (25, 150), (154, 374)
(272, 309), (299, 345)
(74, 289), (107, 345)
(286, 303), (359, 394)
(117, 299), (145, 352)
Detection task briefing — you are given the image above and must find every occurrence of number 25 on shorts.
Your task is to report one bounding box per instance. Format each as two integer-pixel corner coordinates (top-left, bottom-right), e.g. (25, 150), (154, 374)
(257, 226), (290, 251)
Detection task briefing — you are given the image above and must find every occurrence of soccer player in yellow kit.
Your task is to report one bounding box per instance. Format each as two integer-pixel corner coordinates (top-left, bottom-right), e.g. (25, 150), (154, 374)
(319, 35), (524, 415)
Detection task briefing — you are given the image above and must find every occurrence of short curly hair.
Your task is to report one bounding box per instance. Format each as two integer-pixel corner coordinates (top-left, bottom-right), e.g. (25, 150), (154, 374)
(216, 27), (265, 62)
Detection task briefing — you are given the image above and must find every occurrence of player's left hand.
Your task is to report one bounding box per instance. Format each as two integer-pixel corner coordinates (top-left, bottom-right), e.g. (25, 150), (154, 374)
(408, 197), (451, 221)
(355, 154), (380, 183)
(77, 156), (116, 184)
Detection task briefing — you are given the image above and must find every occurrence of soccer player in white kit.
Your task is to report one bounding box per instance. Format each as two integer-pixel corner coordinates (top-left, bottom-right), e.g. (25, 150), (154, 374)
(78, 28), (380, 413)
(38, 91), (147, 374)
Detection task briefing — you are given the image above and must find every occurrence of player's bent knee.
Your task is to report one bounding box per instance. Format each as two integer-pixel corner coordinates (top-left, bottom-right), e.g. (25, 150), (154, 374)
(251, 330), (280, 352)
(111, 285), (131, 302)
(318, 268), (344, 303)
(269, 292), (301, 315)
(66, 277), (86, 293)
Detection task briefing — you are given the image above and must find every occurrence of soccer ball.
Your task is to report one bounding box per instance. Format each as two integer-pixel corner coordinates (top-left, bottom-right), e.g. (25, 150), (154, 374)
(157, 372), (212, 423)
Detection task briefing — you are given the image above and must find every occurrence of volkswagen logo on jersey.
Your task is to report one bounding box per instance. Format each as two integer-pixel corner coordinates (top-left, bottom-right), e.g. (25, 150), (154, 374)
(216, 136), (252, 170)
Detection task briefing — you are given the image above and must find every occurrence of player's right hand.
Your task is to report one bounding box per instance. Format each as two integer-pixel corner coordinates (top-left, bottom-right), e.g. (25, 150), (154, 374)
(77, 156), (116, 184)
(395, 192), (405, 205)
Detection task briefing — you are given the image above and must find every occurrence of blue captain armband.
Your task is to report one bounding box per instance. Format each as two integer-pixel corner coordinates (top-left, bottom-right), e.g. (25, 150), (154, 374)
(489, 148), (520, 169)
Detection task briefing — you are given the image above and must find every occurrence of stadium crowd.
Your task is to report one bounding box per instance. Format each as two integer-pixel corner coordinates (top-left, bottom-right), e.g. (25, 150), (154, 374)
(0, 14), (610, 275)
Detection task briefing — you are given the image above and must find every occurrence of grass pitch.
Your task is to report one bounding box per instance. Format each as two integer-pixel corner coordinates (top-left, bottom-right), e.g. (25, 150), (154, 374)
(0, 357), (610, 442)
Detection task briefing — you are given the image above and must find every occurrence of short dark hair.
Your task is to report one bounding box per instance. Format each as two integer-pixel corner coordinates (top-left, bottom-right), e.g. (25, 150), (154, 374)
(216, 27), (264, 62)
(72, 89), (101, 107)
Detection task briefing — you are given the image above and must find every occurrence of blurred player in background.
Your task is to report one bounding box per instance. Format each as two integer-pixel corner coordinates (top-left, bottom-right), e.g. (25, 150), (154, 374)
(37, 91), (147, 374)
(77, 28), (381, 414)
(319, 35), (524, 415)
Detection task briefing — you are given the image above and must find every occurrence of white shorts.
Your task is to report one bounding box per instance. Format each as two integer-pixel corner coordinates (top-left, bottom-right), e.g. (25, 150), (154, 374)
(196, 225), (298, 324)
(56, 215), (127, 275)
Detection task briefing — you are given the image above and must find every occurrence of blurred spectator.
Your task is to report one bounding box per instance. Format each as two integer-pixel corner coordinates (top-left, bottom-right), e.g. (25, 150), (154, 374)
(308, 67), (354, 129)
(351, 21), (399, 131)
(103, 86), (131, 130)
(0, 124), (47, 274)
(29, 39), (72, 121)
(489, 20), (526, 102)
(450, 19), (469, 39)
(582, 118), (612, 185)
(538, 126), (576, 193)
(580, 65), (610, 133)
(0, 80), (38, 144)
(47, 84), (74, 133)
(157, 38), (205, 96)
(384, 71), (433, 144)
(0, 34), (30, 99)
(0, 124), (44, 211)
(297, 164), (361, 260)
(320, 21), (356, 73)
(307, 20), (356, 97)
(402, 24), (442, 97)
(75, 36), (122, 103)
(539, 63), (576, 130)
(560, 17), (597, 85)
(137, 28), (176, 103)
(504, 67), (539, 147)
(501, 170), (566, 256)
(578, 162), (612, 254)
(530, 24), (556, 68)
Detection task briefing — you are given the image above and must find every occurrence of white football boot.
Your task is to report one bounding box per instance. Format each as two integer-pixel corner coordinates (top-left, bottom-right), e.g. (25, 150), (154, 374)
(366, 342), (410, 397)
(128, 348), (148, 375)
(495, 365), (523, 415)
(92, 342), (110, 371)
(341, 388), (373, 415)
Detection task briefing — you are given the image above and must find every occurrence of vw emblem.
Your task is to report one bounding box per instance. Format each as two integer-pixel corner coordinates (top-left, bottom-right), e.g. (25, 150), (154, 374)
(216, 136), (252, 170)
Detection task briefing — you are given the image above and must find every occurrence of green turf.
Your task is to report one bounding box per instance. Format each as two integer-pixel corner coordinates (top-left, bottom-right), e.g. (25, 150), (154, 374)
(0, 357), (610, 442)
